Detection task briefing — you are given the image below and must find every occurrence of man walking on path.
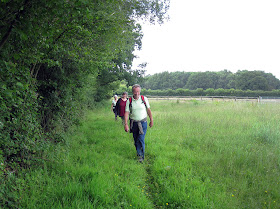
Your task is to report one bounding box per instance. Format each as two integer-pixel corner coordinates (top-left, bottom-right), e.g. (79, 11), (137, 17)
(124, 84), (153, 163)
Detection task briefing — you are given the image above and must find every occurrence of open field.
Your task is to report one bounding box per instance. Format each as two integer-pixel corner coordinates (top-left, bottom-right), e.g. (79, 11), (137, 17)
(148, 96), (280, 103)
(148, 96), (260, 103)
(16, 100), (280, 208)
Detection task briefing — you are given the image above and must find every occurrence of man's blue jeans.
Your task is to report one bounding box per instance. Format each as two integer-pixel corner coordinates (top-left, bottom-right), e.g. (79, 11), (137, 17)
(132, 121), (147, 159)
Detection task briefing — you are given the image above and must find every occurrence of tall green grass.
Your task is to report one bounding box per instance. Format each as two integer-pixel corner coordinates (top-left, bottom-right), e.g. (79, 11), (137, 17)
(15, 100), (280, 208)
(147, 100), (280, 208)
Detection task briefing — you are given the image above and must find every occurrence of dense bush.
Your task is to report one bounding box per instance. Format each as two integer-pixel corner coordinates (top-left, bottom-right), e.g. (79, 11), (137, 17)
(0, 62), (44, 170)
(0, 3), (170, 208)
(0, 0), (169, 167)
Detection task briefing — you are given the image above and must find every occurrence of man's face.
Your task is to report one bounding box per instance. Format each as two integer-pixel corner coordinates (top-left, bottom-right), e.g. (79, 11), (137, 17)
(132, 87), (141, 100)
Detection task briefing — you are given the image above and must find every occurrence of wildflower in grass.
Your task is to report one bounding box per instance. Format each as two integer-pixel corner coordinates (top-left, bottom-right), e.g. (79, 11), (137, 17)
(166, 203), (168, 205)
(232, 195), (234, 197)
(265, 191), (267, 193)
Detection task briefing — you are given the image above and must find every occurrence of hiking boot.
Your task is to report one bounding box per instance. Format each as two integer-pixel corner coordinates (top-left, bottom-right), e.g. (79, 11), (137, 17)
(138, 156), (144, 163)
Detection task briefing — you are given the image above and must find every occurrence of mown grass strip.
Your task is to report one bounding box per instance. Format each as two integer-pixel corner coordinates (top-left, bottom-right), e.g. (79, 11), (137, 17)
(18, 106), (154, 208)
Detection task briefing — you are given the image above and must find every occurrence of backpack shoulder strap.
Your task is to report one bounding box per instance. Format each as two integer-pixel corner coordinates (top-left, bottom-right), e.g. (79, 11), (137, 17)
(129, 97), (132, 109)
(141, 95), (147, 108)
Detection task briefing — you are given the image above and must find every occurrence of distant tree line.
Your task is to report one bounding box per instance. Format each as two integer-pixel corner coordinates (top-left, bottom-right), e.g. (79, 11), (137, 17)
(115, 81), (280, 97)
(140, 88), (280, 97)
(142, 70), (280, 91)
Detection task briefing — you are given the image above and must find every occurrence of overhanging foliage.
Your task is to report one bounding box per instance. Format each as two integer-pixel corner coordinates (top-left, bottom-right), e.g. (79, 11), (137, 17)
(0, 0), (169, 178)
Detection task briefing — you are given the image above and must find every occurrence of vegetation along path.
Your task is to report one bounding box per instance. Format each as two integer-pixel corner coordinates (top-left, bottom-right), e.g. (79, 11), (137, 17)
(17, 100), (280, 208)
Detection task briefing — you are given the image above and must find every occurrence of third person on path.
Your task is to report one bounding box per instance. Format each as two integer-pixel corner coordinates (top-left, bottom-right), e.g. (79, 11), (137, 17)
(111, 95), (118, 121)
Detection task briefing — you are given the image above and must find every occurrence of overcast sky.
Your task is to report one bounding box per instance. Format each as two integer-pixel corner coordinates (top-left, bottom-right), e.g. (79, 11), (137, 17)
(132, 0), (280, 79)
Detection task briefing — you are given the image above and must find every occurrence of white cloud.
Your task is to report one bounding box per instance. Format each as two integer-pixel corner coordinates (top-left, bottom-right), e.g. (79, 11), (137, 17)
(132, 0), (280, 79)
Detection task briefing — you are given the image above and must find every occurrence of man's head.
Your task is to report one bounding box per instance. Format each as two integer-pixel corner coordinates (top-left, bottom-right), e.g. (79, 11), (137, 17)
(132, 84), (141, 100)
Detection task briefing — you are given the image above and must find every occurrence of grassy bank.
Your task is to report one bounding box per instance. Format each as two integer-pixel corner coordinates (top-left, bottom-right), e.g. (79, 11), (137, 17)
(14, 100), (280, 208)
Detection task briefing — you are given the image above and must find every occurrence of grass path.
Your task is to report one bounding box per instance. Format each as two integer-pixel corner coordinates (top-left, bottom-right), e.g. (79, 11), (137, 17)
(17, 100), (280, 208)
(18, 105), (159, 208)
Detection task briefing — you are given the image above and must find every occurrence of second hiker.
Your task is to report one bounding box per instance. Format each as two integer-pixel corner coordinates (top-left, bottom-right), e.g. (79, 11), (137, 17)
(115, 92), (128, 124)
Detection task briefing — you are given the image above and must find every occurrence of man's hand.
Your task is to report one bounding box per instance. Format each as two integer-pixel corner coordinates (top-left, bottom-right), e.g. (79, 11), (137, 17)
(124, 111), (129, 132)
(147, 108), (153, 128)
(124, 124), (129, 132)
(149, 120), (153, 128)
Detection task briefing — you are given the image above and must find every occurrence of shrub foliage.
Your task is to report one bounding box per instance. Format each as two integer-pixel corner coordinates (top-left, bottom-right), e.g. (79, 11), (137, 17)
(0, 0), (169, 174)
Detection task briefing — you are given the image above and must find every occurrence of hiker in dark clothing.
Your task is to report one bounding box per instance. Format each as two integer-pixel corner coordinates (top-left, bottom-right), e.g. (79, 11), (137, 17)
(115, 92), (128, 124)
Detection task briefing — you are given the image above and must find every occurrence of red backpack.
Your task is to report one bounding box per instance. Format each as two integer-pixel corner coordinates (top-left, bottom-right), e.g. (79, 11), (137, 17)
(129, 95), (147, 112)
